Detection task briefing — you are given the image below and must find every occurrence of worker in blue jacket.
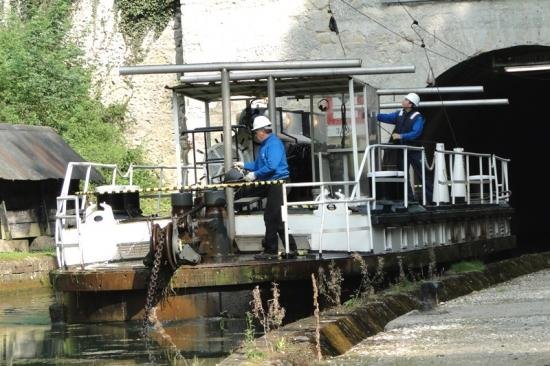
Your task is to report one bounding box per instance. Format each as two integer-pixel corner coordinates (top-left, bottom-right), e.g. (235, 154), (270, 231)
(377, 93), (433, 203)
(234, 116), (296, 258)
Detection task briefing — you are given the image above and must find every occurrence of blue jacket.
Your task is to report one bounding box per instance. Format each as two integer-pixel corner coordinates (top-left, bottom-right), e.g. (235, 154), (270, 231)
(377, 109), (425, 142)
(244, 134), (289, 180)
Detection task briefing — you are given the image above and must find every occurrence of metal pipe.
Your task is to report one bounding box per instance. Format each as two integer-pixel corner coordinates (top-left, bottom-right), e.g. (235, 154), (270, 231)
(268, 76), (277, 134)
(221, 68), (235, 244)
(309, 96), (316, 182)
(377, 86), (484, 95)
(172, 92), (183, 187)
(180, 66), (416, 83)
(379, 99), (509, 109)
(204, 101), (211, 150)
(348, 79), (359, 186)
(120, 59), (362, 75)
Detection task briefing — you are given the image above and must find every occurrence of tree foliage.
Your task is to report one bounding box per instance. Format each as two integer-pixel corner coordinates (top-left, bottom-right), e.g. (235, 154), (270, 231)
(0, 0), (141, 168)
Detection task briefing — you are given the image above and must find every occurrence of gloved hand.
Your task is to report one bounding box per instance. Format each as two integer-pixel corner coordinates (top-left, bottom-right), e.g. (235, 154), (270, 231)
(233, 161), (244, 169)
(244, 171), (256, 182)
(391, 133), (401, 140)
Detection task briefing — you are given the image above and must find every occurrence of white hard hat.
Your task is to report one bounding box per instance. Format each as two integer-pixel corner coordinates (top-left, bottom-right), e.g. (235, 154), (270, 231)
(405, 93), (420, 106)
(251, 115), (272, 131)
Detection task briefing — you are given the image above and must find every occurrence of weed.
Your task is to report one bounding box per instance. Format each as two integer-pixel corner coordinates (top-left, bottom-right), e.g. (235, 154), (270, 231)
(274, 336), (287, 353)
(311, 273), (322, 362)
(388, 279), (417, 294)
(243, 311), (265, 360)
(397, 256), (406, 283)
(318, 261), (343, 306)
(449, 260), (485, 273)
(251, 285), (269, 350)
(351, 253), (375, 302)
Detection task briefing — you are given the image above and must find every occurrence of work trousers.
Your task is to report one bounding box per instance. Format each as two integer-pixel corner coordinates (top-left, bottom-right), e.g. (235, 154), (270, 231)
(397, 150), (433, 203)
(235, 183), (296, 253)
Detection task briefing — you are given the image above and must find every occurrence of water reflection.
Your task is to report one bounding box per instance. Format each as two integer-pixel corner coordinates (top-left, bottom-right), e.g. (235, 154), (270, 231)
(0, 288), (245, 365)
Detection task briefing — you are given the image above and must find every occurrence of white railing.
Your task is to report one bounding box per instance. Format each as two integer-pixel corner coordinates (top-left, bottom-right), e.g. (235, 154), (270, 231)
(56, 162), (118, 269)
(282, 180), (374, 255)
(55, 195), (82, 268)
(435, 149), (511, 205)
(55, 161), (199, 268)
(493, 155), (511, 203)
(354, 144), (427, 207)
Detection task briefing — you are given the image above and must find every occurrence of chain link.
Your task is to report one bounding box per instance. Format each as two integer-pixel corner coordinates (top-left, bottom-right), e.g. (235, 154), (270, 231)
(141, 223), (165, 338)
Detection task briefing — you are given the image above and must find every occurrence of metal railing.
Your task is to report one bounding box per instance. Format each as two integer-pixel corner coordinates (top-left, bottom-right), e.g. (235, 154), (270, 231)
(436, 149), (503, 204)
(493, 155), (511, 203)
(282, 180), (374, 255)
(55, 195), (82, 269)
(353, 144), (427, 207)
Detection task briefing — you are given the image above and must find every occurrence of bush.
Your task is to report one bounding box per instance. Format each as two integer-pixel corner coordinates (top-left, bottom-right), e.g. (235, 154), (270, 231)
(0, 0), (142, 170)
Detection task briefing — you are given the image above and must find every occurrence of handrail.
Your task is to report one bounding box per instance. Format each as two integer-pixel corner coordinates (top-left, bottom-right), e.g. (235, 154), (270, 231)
(282, 179), (374, 255)
(353, 144), (427, 207)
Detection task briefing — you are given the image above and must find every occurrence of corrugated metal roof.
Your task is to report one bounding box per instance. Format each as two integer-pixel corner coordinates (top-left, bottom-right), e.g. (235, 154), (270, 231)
(0, 124), (103, 181)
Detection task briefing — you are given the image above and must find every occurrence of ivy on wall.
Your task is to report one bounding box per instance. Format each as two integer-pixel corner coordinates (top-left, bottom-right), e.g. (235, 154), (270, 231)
(115, 0), (176, 61)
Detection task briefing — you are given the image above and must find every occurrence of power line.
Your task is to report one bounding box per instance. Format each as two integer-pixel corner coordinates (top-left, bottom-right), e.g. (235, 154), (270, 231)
(336, 0), (462, 65)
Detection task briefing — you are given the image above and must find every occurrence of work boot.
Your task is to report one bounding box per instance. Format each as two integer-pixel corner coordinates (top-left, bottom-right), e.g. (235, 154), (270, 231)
(254, 249), (279, 260)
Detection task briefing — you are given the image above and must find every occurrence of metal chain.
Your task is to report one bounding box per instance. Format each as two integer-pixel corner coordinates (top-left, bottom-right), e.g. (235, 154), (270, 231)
(141, 223), (165, 338)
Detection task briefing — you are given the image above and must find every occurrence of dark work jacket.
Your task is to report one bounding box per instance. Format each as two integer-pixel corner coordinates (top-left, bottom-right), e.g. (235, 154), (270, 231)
(377, 109), (425, 146)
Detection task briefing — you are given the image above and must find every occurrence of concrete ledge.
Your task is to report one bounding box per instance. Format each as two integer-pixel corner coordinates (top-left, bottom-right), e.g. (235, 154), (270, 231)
(0, 239), (29, 252)
(0, 256), (57, 291)
(219, 252), (550, 365)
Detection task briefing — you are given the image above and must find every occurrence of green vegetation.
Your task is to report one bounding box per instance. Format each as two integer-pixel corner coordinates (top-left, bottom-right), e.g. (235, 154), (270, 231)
(0, 250), (55, 261)
(115, 0), (176, 61)
(0, 0), (147, 173)
(387, 279), (418, 294)
(449, 260), (486, 273)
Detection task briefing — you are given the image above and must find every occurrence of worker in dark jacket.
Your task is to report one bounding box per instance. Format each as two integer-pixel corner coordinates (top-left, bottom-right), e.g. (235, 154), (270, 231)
(234, 116), (297, 258)
(377, 93), (433, 203)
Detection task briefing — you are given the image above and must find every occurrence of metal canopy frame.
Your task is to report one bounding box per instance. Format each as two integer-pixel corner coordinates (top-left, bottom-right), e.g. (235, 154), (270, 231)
(170, 76), (367, 102)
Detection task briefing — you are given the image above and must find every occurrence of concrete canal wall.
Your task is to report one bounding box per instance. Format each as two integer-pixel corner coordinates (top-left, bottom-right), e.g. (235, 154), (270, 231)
(219, 251), (550, 365)
(0, 256), (56, 291)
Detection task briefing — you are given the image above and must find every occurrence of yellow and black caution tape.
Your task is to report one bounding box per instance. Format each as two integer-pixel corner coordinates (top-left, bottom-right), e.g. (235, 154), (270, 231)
(76, 179), (286, 196)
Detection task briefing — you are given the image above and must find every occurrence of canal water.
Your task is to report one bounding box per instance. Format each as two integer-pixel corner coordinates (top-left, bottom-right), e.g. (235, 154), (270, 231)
(0, 288), (246, 365)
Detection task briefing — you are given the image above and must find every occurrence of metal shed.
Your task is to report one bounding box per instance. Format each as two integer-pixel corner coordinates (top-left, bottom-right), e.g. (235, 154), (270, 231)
(0, 124), (101, 243)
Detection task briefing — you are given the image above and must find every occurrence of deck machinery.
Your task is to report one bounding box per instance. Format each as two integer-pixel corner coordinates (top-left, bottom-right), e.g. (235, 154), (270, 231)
(51, 60), (514, 323)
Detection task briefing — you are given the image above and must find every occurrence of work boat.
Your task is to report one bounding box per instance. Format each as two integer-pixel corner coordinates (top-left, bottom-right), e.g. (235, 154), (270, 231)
(51, 60), (514, 323)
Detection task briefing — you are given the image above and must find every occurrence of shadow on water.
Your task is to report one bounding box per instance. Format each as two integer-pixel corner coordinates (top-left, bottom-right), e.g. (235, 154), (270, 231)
(0, 288), (245, 365)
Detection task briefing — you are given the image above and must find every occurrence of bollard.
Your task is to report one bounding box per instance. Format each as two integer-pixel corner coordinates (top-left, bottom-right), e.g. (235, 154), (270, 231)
(420, 281), (441, 311)
(433, 143), (450, 205)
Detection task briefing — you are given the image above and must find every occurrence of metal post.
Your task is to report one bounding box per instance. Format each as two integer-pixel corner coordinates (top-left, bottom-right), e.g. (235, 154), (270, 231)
(348, 79), (359, 185)
(172, 91), (183, 187)
(309, 96), (316, 182)
(404, 147), (408, 208)
(422, 150), (426, 205)
(204, 101), (211, 149)
(363, 85), (369, 148)
(222, 68), (235, 243)
(268, 76), (277, 134)
(282, 183), (289, 255)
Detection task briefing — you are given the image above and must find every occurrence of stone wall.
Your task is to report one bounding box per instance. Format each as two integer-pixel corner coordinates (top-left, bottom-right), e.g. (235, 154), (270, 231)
(14, 0), (550, 168)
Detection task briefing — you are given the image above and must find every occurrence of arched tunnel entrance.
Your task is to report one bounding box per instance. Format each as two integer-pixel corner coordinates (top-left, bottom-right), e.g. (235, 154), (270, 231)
(421, 45), (550, 252)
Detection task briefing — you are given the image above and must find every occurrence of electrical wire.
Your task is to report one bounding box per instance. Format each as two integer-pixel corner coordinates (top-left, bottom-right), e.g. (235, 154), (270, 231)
(328, 1), (347, 56)
(336, 0), (462, 64)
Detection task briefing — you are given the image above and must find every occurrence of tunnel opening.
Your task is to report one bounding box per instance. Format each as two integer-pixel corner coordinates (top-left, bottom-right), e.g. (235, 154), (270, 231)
(420, 45), (550, 252)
